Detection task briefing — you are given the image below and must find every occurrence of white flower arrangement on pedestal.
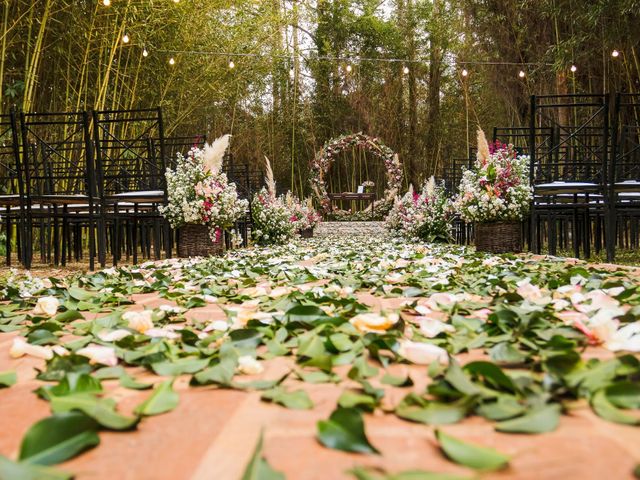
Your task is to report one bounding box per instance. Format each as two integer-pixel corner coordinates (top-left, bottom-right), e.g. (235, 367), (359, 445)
(159, 135), (248, 242)
(385, 176), (453, 242)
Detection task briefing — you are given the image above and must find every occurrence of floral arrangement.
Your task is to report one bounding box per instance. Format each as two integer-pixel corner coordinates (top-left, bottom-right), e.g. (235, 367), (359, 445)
(361, 180), (375, 192)
(309, 133), (402, 217)
(454, 130), (532, 223)
(252, 188), (296, 245)
(160, 135), (248, 242)
(287, 194), (321, 232)
(385, 177), (453, 242)
(251, 157), (296, 245)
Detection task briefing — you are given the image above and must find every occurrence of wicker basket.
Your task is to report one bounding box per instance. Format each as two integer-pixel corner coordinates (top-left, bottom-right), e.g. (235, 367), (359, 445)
(299, 227), (314, 238)
(475, 221), (522, 254)
(177, 224), (224, 258)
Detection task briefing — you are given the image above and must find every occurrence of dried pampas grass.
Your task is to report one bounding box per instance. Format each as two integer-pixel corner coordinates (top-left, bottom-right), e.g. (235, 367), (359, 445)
(476, 128), (490, 164)
(203, 134), (231, 174)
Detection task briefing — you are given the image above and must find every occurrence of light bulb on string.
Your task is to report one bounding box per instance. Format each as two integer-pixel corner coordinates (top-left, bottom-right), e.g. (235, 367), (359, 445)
(103, 0), (111, 6)
(518, 70), (526, 78)
(345, 64), (352, 73)
(228, 60), (235, 69)
(403, 66), (410, 75)
(461, 68), (468, 77)
(169, 57), (175, 65)
(570, 65), (577, 73)
(142, 48), (148, 57)
(122, 34), (130, 44)
(612, 49), (620, 58)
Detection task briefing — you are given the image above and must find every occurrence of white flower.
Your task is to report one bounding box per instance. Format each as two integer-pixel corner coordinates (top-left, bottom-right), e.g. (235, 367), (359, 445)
(419, 318), (455, 338)
(237, 355), (264, 375)
(77, 344), (118, 366)
(145, 328), (180, 339)
(9, 337), (53, 360)
(203, 320), (230, 332)
(398, 340), (449, 365)
(98, 329), (132, 342)
(33, 296), (60, 317)
(159, 304), (185, 314)
(123, 310), (154, 333)
(605, 322), (640, 352)
(349, 311), (399, 333)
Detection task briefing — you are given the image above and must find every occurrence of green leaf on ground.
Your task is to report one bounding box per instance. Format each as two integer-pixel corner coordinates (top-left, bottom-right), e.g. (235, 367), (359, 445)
(435, 429), (510, 471)
(50, 393), (139, 430)
(395, 394), (470, 426)
(349, 465), (472, 480)
(151, 357), (210, 376)
(317, 407), (379, 454)
(338, 390), (378, 412)
(605, 381), (640, 409)
(134, 379), (179, 416)
(0, 455), (72, 480)
(381, 371), (413, 387)
(120, 373), (154, 390)
(261, 387), (313, 410)
(591, 389), (640, 425)
(295, 369), (340, 384)
(19, 412), (99, 465)
(240, 430), (285, 480)
(495, 404), (561, 433)
(0, 370), (17, 388)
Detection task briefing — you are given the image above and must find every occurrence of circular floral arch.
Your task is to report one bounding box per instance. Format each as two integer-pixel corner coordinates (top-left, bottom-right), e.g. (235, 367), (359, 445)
(309, 133), (403, 213)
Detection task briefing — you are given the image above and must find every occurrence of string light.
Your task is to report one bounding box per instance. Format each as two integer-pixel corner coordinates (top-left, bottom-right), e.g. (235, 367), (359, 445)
(612, 49), (620, 58)
(103, 0), (111, 6)
(142, 48), (148, 57)
(518, 70), (526, 78)
(173, 0), (180, 2)
(228, 60), (235, 69)
(461, 68), (468, 77)
(122, 34), (130, 44)
(169, 57), (175, 65)
(403, 66), (410, 74)
(570, 65), (577, 73)
(345, 64), (352, 73)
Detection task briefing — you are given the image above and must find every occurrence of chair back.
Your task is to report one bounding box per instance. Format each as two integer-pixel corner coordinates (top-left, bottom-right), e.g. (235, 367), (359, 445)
(93, 108), (165, 198)
(20, 111), (94, 199)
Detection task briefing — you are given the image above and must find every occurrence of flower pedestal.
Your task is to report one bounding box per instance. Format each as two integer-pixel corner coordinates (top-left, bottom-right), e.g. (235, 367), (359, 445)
(177, 224), (224, 257)
(299, 227), (314, 238)
(475, 221), (522, 254)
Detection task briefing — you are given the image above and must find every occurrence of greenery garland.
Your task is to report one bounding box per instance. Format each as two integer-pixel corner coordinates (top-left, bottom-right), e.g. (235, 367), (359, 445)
(309, 133), (403, 216)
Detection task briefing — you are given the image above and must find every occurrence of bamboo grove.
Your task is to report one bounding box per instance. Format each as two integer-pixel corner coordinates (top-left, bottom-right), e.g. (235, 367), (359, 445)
(1, 0), (639, 195)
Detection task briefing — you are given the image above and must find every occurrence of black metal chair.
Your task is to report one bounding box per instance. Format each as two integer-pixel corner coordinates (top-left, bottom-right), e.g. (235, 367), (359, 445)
(608, 93), (640, 261)
(528, 94), (610, 259)
(20, 111), (98, 269)
(93, 108), (168, 266)
(0, 110), (26, 266)
(222, 155), (258, 247)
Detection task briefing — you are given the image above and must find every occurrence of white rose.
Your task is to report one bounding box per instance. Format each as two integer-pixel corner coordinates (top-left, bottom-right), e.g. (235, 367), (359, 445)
(237, 355), (264, 375)
(349, 311), (399, 334)
(123, 310), (154, 333)
(10, 337), (53, 360)
(398, 340), (449, 365)
(77, 344), (118, 366)
(33, 296), (59, 317)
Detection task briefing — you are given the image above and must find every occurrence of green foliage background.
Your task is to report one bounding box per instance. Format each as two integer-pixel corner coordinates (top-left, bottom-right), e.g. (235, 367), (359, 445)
(1, 0), (638, 195)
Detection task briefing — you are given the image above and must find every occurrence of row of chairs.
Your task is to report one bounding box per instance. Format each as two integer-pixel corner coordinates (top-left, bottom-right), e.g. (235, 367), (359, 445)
(0, 108), (256, 269)
(444, 92), (640, 262)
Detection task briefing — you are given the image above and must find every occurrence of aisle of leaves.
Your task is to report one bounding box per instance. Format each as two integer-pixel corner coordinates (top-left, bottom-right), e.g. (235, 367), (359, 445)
(1, 237), (639, 479)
